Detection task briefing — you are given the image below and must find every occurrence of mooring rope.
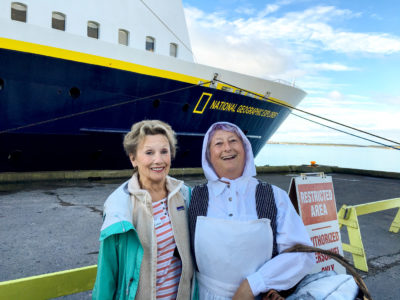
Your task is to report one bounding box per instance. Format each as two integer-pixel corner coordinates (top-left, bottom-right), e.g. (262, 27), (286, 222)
(214, 78), (400, 150)
(0, 80), (212, 135)
(2, 75), (399, 153)
(291, 112), (400, 151)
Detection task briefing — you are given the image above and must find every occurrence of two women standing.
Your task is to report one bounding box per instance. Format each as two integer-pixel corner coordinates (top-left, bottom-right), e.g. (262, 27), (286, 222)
(93, 120), (314, 300)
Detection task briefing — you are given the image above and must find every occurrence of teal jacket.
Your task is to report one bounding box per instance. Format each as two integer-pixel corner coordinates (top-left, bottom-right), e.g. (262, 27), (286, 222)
(92, 181), (143, 300)
(92, 177), (197, 300)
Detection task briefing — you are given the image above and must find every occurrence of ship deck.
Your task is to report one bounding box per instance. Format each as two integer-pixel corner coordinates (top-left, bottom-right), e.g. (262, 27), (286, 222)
(0, 167), (399, 299)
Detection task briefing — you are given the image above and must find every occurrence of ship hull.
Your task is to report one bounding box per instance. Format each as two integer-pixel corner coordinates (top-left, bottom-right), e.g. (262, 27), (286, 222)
(0, 47), (292, 172)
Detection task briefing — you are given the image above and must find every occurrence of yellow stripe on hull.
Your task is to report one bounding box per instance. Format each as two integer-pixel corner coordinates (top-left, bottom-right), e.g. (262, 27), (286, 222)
(0, 37), (292, 108)
(0, 37), (203, 85)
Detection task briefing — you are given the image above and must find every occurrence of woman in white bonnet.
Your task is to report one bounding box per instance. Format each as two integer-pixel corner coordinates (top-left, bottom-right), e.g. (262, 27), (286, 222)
(188, 121), (315, 300)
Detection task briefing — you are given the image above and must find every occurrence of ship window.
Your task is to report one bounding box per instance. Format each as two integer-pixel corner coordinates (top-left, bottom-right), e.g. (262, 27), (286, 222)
(146, 36), (155, 52)
(118, 29), (129, 46)
(69, 87), (80, 99)
(87, 21), (99, 39)
(182, 103), (189, 112)
(170, 43), (178, 57)
(52, 12), (66, 31)
(221, 86), (233, 92)
(11, 2), (27, 22)
(152, 99), (160, 108)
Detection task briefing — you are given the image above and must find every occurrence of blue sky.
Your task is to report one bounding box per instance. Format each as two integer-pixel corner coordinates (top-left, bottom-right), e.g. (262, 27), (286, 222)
(182, 0), (400, 146)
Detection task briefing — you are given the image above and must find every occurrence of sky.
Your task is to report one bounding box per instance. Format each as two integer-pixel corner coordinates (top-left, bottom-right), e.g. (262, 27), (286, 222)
(182, 0), (400, 146)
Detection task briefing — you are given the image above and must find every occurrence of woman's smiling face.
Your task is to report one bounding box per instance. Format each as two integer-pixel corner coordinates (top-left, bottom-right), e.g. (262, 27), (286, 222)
(130, 134), (171, 187)
(209, 130), (245, 180)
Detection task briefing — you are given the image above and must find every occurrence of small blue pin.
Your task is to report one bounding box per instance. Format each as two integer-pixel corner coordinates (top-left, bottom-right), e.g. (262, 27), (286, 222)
(177, 206), (185, 211)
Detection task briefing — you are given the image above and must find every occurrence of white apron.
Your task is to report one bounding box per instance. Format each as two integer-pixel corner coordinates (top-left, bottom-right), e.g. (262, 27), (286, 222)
(195, 216), (273, 300)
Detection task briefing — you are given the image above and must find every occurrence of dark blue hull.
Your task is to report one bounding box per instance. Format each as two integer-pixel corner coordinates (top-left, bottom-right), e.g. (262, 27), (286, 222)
(0, 47), (290, 171)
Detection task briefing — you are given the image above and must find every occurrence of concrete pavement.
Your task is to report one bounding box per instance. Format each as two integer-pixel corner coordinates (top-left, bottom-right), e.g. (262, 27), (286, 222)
(0, 171), (399, 299)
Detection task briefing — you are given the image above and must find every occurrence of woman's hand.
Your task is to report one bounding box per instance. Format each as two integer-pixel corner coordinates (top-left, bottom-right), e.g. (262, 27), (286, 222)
(232, 279), (254, 300)
(262, 289), (285, 300)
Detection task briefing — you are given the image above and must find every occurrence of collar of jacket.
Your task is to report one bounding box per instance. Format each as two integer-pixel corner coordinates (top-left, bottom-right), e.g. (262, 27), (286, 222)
(100, 173), (183, 241)
(127, 173), (183, 204)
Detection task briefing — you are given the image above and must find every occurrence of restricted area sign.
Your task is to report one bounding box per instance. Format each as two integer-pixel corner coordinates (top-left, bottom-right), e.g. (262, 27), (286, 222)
(289, 172), (346, 274)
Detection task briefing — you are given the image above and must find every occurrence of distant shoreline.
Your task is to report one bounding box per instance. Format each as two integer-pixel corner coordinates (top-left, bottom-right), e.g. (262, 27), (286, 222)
(267, 141), (399, 149)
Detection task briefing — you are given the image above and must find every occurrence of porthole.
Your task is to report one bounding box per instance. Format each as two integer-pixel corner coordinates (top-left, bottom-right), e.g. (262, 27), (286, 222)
(87, 21), (100, 39)
(152, 99), (160, 108)
(8, 150), (22, 162)
(0, 78), (4, 91)
(52, 12), (66, 31)
(118, 29), (129, 46)
(146, 36), (155, 52)
(182, 103), (189, 112)
(170, 43), (178, 57)
(69, 87), (80, 99)
(11, 2), (27, 22)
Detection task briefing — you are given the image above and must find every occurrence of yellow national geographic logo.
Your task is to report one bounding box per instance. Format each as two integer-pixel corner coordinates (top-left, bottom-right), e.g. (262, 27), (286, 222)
(192, 92), (279, 119)
(193, 92), (213, 114)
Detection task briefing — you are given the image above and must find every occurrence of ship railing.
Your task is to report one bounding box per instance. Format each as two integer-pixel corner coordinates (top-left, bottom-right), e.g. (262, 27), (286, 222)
(204, 77), (297, 100)
(273, 78), (296, 87)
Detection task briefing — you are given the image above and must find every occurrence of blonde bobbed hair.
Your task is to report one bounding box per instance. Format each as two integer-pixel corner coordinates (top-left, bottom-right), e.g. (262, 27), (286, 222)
(123, 120), (177, 159)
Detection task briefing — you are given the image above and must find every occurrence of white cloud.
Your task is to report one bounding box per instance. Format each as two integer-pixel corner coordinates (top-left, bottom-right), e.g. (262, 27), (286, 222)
(305, 63), (357, 72)
(328, 90), (345, 101)
(257, 4), (280, 18)
(372, 94), (400, 106)
(183, 3), (400, 145)
(273, 95), (400, 145)
(185, 4), (400, 70)
(235, 6), (256, 16)
(185, 7), (294, 78)
(296, 75), (350, 96)
(315, 31), (400, 54)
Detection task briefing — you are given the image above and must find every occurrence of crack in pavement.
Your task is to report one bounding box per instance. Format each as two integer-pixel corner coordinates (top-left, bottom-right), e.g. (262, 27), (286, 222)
(367, 252), (400, 275)
(56, 195), (75, 207)
(54, 194), (103, 216)
(87, 206), (103, 217)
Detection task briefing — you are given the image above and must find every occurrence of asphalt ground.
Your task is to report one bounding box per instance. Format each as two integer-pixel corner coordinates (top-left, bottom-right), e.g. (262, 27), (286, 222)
(0, 172), (399, 299)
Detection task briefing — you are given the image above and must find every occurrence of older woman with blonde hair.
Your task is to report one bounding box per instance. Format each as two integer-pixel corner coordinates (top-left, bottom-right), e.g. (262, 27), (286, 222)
(93, 120), (194, 300)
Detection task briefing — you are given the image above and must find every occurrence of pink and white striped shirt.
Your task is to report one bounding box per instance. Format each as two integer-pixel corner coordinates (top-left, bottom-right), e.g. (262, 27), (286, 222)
(152, 198), (182, 299)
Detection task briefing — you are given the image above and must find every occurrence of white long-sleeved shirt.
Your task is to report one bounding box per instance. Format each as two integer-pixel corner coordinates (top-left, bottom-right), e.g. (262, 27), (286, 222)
(206, 175), (316, 296)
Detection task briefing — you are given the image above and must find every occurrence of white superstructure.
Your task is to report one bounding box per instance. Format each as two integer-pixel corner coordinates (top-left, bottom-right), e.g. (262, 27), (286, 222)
(0, 0), (306, 107)
(0, 0), (194, 61)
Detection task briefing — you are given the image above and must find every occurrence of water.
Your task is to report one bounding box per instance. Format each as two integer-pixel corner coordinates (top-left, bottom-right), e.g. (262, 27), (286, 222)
(255, 144), (400, 173)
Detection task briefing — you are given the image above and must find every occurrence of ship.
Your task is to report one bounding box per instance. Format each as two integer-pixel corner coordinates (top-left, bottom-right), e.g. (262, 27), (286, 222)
(0, 0), (306, 172)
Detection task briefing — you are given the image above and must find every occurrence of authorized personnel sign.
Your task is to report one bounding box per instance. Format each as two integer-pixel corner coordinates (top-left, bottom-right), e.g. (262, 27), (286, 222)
(289, 173), (345, 274)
